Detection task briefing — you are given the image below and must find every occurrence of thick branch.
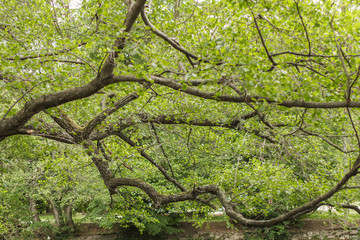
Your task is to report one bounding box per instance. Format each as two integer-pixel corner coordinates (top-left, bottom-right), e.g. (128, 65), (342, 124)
(4, 72), (360, 140)
(146, 76), (360, 109)
(17, 126), (76, 144)
(82, 140), (115, 192)
(134, 112), (276, 143)
(219, 157), (360, 227)
(45, 108), (83, 139)
(99, 0), (147, 78)
(82, 83), (151, 138)
(324, 203), (360, 215)
(108, 177), (217, 207)
(0, 75), (139, 139)
(108, 156), (360, 227)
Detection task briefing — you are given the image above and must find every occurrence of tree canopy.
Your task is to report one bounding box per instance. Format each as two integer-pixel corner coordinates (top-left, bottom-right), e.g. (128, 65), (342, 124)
(1, 0), (360, 236)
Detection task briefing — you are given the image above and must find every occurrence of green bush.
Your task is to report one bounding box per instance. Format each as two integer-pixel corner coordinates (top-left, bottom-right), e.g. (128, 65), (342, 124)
(115, 213), (182, 240)
(245, 224), (290, 240)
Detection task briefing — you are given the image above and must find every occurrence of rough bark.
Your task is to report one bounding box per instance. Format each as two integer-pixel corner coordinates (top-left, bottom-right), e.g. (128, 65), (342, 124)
(64, 204), (75, 230)
(106, 157), (360, 227)
(174, 0), (181, 21)
(29, 198), (40, 222)
(111, 75), (360, 109)
(2, 0), (360, 229)
(2, 69), (360, 140)
(48, 199), (65, 227)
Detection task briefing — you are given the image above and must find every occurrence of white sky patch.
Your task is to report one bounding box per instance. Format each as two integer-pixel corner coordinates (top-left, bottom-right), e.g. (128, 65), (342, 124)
(69, 0), (205, 9)
(69, 0), (81, 9)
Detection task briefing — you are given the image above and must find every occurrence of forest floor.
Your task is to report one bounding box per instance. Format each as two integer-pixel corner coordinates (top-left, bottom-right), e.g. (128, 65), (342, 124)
(74, 218), (360, 235)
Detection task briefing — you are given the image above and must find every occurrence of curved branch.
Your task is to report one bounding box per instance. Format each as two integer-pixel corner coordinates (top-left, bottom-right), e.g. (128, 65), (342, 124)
(0, 75), (138, 139)
(107, 156), (360, 227)
(324, 203), (360, 215)
(91, 75), (360, 110)
(4, 72), (360, 140)
(141, 8), (206, 61)
(340, 204), (360, 214)
(108, 177), (218, 207)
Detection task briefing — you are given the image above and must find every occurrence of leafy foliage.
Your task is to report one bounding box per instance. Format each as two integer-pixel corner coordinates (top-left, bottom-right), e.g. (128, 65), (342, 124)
(1, 0), (360, 238)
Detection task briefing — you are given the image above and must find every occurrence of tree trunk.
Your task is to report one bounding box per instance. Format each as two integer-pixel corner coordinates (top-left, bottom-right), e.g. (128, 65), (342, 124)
(48, 199), (65, 227)
(29, 198), (40, 222)
(174, 0), (181, 21)
(64, 204), (75, 230)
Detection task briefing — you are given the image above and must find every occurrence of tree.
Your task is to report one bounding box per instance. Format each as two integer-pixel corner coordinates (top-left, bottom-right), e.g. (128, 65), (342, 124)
(1, 0), (360, 230)
(0, 135), (107, 239)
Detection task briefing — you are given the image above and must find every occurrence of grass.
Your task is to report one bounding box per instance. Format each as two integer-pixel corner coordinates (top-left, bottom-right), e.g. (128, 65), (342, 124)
(305, 211), (360, 221)
(39, 213), (87, 222)
(39, 210), (360, 225)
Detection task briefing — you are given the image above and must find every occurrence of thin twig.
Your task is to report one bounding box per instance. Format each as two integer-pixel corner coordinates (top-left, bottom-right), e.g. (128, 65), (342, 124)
(40, 59), (86, 65)
(330, 18), (351, 100)
(225, 78), (275, 130)
(176, 1), (198, 25)
(150, 122), (176, 179)
(283, 109), (307, 136)
(258, 14), (300, 40)
(113, 131), (187, 192)
(1, 80), (49, 121)
(246, 1), (276, 69)
(5, 42), (86, 61)
(294, 0), (311, 55)
(287, 63), (327, 78)
(67, 52), (97, 73)
(272, 51), (360, 58)
(340, 47), (352, 69)
(341, 186), (360, 190)
(347, 65), (360, 101)
(346, 107), (360, 151)
(300, 128), (356, 153)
